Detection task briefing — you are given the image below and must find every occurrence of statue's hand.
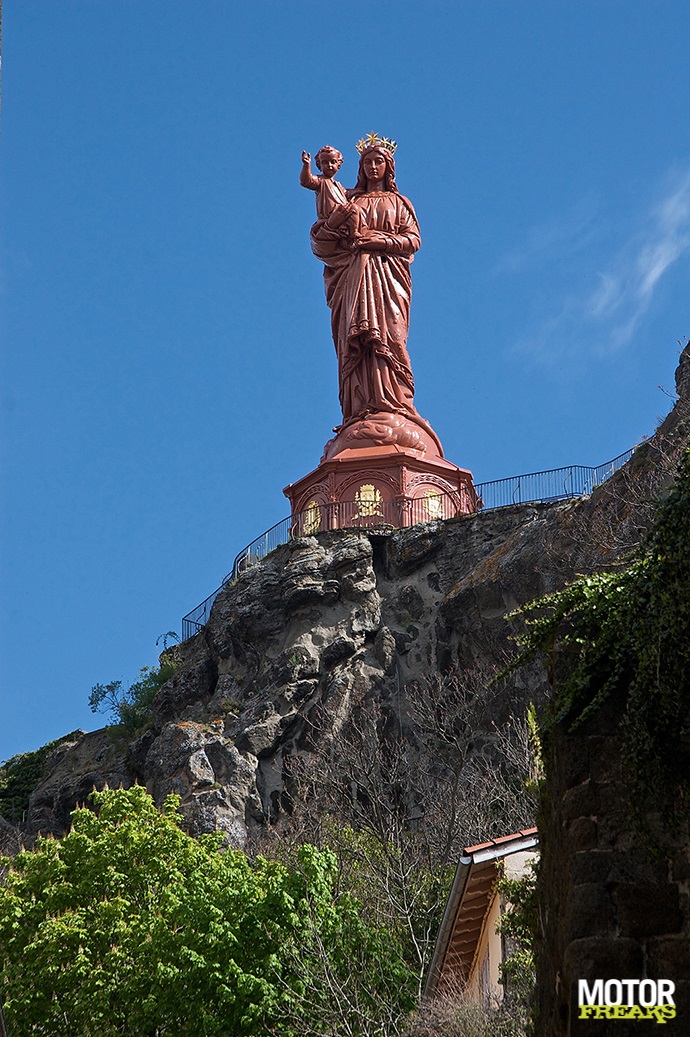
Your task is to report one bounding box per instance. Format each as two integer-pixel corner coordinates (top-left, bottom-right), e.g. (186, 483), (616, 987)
(352, 231), (388, 251)
(301, 151), (311, 164)
(326, 203), (356, 230)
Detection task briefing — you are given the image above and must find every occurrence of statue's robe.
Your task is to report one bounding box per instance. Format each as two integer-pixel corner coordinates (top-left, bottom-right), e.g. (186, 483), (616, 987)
(311, 190), (421, 424)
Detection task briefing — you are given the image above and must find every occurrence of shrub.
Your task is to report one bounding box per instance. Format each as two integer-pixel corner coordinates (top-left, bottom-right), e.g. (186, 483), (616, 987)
(89, 658), (176, 734)
(0, 731), (83, 824)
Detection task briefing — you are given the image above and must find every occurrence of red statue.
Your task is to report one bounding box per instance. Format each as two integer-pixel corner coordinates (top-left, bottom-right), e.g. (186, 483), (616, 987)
(303, 135), (434, 448)
(286, 134), (478, 529)
(299, 145), (349, 222)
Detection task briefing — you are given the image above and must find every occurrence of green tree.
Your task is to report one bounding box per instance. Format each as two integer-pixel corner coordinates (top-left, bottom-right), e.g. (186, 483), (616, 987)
(88, 658), (176, 735)
(496, 863), (538, 1007)
(0, 786), (410, 1036)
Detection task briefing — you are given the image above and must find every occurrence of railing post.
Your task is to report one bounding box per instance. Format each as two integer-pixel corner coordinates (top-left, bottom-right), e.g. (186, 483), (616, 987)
(397, 497), (413, 527)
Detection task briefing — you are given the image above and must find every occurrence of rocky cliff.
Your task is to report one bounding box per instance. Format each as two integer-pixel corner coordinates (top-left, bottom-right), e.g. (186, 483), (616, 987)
(15, 345), (690, 850)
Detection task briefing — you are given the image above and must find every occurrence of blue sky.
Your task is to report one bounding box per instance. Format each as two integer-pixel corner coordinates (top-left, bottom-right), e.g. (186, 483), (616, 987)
(2, 0), (689, 762)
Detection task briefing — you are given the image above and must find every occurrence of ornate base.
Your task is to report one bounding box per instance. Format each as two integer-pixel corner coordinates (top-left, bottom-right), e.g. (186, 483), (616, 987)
(284, 412), (479, 534)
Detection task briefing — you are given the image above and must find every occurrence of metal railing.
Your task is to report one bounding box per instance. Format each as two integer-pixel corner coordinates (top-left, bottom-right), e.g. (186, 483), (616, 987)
(181, 446), (636, 639)
(475, 448), (635, 510)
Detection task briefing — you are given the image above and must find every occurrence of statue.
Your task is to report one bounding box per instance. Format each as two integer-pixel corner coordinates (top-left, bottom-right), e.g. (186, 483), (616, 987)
(286, 133), (478, 529)
(299, 145), (349, 222)
(301, 133), (440, 457)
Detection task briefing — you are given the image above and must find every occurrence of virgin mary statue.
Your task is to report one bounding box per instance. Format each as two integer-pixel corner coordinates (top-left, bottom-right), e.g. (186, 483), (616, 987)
(289, 134), (477, 524)
(309, 136), (438, 453)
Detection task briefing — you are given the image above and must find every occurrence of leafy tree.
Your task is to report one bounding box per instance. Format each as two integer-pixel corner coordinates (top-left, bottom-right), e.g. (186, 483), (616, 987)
(0, 786), (410, 1036)
(496, 863), (538, 1006)
(88, 658), (176, 734)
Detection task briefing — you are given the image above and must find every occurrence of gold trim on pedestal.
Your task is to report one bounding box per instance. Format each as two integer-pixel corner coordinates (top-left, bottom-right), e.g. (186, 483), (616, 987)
(302, 500), (321, 535)
(354, 484), (383, 518)
(422, 490), (445, 520)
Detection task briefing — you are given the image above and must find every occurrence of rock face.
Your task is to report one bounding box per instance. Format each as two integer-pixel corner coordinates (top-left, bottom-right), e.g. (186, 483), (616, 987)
(538, 695), (690, 1036)
(21, 502), (571, 844)
(0, 815), (21, 856)
(19, 345), (690, 849)
(24, 729), (129, 839)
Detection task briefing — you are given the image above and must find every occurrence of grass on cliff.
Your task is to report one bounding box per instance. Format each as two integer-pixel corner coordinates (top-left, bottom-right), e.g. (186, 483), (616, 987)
(0, 731), (84, 825)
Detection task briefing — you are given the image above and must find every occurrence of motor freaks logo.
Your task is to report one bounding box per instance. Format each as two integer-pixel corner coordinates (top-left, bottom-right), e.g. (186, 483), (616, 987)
(578, 979), (676, 1023)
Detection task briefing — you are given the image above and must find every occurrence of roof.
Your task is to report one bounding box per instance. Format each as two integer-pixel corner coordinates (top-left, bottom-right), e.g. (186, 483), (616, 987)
(463, 826), (538, 862)
(424, 827), (538, 998)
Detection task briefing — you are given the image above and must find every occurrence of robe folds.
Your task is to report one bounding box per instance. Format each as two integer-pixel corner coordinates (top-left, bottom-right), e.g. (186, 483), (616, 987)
(311, 190), (421, 424)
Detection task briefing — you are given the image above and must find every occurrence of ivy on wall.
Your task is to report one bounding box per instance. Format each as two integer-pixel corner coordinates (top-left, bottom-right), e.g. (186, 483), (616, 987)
(0, 732), (84, 824)
(512, 448), (690, 839)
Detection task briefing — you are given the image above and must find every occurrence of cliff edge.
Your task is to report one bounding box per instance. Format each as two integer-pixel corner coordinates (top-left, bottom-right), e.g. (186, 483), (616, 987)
(15, 343), (690, 848)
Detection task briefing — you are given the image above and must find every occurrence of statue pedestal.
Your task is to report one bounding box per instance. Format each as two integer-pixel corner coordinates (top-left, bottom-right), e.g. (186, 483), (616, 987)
(283, 412), (479, 534)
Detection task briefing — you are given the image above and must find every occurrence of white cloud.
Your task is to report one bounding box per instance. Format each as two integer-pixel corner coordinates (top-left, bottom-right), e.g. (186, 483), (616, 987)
(588, 273), (620, 319)
(494, 199), (598, 275)
(505, 169), (690, 362)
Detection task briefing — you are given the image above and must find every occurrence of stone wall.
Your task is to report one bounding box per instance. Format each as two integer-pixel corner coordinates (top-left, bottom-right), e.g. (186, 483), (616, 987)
(534, 346), (690, 1036)
(537, 692), (690, 1036)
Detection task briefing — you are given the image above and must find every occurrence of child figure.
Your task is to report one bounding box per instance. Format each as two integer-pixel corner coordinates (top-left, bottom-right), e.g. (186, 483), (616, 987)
(300, 145), (349, 219)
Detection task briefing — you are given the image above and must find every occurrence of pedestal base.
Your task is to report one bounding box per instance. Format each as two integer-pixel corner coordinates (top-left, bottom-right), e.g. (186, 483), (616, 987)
(284, 412), (479, 535)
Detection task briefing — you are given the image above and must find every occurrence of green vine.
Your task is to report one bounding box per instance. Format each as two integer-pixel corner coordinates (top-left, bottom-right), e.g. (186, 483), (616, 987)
(511, 447), (690, 836)
(496, 863), (538, 1005)
(0, 732), (84, 824)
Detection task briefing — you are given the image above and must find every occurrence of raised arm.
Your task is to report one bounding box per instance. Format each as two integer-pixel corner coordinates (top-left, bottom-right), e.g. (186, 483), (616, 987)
(299, 151), (320, 191)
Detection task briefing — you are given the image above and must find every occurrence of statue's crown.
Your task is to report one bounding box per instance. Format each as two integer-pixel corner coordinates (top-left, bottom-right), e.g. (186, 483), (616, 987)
(355, 132), (397, 155)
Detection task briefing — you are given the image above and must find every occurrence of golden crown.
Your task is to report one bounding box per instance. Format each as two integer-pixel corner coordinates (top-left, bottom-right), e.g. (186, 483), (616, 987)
(355, 132), (397, 155)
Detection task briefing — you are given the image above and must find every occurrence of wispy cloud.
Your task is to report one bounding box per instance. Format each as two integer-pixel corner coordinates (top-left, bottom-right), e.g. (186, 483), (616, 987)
(503, 169), (690, 362)
(494, 198), (599, 275)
